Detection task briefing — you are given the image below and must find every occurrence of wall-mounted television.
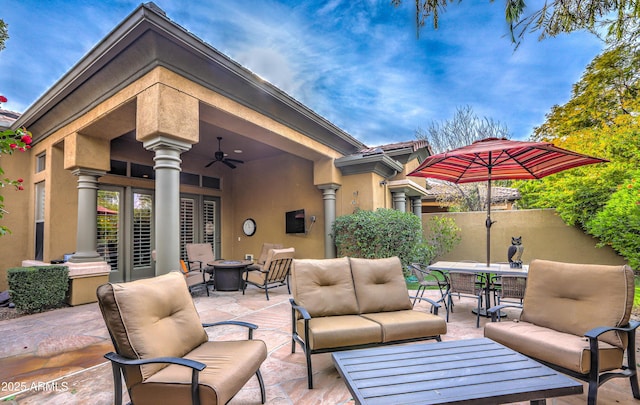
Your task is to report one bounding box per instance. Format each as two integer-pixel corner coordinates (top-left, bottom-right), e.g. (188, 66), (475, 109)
(285, 209), (305, 234)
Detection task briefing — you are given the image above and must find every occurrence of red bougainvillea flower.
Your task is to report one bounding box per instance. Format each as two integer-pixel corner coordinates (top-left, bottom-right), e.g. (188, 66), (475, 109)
(18, 147), (25, 152)
(9, 143), (17, 149)
(0, 95), (7, 103)
(21, 135), (32, 144)
(17, 178), (23, 183)
(17, 185), (24, 191)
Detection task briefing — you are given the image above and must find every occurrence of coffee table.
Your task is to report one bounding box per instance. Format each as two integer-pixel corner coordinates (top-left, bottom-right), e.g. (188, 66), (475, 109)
(332, 338), (583, 404)
(207, 259), (252, 291)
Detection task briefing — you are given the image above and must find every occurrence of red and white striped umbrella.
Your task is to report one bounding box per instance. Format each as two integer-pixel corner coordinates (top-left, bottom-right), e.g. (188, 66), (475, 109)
(409, 137), (608, 266)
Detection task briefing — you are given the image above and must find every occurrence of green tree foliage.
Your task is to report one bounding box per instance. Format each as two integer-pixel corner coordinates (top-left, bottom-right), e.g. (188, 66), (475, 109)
(392, 0), (640, 46)
(0, 19), (8, 51)
(516, 43), (640, 268)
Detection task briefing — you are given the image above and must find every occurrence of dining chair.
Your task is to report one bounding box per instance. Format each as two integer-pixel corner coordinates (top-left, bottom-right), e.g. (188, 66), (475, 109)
(409, 263), (449, 310)
(445, 271), (484, 328)
(496, 274), (527, 306)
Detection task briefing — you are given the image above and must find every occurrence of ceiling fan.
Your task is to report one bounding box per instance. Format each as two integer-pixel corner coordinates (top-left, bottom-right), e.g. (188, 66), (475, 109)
(205, 137), (244, 169)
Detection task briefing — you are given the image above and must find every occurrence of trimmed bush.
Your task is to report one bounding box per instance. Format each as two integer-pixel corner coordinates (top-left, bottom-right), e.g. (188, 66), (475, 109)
(8, 265), (69, 314)
(332, 208), (422, 269)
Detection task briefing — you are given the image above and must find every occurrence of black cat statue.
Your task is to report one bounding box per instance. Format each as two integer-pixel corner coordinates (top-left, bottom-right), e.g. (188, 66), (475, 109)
(507, 236), (524, 268)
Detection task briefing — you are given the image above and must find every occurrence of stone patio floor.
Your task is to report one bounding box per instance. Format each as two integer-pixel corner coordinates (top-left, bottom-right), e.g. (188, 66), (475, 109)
(0, 285), (638, 404)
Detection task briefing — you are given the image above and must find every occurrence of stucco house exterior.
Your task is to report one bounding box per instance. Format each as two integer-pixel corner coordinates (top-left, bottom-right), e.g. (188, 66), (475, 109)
(0, 2), (432, 291)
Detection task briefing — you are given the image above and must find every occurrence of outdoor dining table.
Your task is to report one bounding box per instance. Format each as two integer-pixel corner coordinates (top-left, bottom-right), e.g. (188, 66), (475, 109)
(428, 261), (528, 317)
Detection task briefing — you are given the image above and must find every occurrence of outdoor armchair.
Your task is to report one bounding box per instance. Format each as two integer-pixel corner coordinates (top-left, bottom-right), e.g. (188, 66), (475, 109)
(97, 271), (267, 405)
(485, 259), (640, 405)
(246, 243), (283, 272)
(243, 247), (295, 300)
(409, 263), (449, 309)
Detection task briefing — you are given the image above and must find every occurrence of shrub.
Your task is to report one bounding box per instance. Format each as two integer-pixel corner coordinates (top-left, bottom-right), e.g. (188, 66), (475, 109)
(333, 208), (422, 269)
(413, 216), (462, 265)
(8, 266), (69, 314)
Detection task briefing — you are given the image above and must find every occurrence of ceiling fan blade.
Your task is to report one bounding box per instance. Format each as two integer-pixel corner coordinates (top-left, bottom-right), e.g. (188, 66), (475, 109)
(225, 158), (244, 164)
(205, 160), (218, 168)
(223, 160), (237, 169)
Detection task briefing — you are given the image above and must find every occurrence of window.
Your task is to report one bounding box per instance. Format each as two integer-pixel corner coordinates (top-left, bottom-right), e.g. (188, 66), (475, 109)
(180, 197), (196, 260)
(36, 153), (46, 173)
(202, 175), (220, 190)
(180, 172), (200, 186)
(132, 193), (153, 267)
(34, 182), (45, 260)
(97, 190), (120, 270)
(109, 160), (127, 176)
(131, 163), (155, 179)
(203, 199), (216, 256)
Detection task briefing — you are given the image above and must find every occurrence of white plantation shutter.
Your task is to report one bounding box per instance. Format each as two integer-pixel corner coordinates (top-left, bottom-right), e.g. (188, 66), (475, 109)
(180, 197), (195, 260)
(203, 199), (216, 256)
(133, 193), (153, 268)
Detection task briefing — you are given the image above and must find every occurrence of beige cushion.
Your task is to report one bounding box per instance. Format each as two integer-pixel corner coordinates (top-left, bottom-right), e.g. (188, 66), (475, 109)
(257, 243), (283, 264)
(97, 272), (208, 380)
(185, 243), (215, 270)
(291, 257), (359, 317)
(350, 256), (413, 313)
(245, 247), (295, 285)
(132, 340), (267, 405)
(485, 320), (623, 374)
(297, 315), (381, 350)
(520, 259), (634, 348)
(362, 310), (447, 342)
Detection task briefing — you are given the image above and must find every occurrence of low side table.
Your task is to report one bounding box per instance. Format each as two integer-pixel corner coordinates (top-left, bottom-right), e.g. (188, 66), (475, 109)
(207, 260), (252, 291)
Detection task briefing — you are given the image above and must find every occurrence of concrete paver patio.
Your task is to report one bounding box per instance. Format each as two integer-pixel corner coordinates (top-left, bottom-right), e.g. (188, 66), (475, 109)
(0, 284), (638, 404)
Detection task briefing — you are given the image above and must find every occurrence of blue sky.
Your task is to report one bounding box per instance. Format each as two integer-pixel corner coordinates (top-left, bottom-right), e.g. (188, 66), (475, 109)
(1, 0), (604, 146)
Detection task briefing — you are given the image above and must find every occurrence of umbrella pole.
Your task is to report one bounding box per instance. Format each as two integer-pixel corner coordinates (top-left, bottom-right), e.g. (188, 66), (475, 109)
(485, 169), (493, 267)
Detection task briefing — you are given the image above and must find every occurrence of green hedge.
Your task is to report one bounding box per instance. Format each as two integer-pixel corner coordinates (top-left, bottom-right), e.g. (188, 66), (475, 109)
(8, 265), (69, 314)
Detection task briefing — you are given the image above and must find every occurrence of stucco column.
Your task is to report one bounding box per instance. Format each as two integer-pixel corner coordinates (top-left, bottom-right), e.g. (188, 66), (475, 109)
(69, 169), (105, 263)
(318, 184), (340, 259)
(144, 137), (191, 275)
(411, 197), (422, 217)
(392, 191), (406, 212)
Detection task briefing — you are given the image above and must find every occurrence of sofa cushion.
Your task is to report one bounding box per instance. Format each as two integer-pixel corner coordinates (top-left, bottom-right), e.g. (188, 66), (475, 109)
(485, 320), (623, 375)
(521, 259), (634, 348)
(132, 340), (267, 405)
(350, 256), (413, 313)
(362, 310), (447, 342)
(97, 272), (208, 381)
(297, 315), (382, 350)
(291, 257), (359, 317)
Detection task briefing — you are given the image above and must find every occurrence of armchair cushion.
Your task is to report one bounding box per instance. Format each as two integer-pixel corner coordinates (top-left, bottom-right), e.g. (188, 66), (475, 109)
(98, 272), (208, 380)
(296, 315), (381, 350)
(291, 257), (359, 317)
(485, 320), (623, 375)
(350, 256), (413, 313)
(136, 340), (267, 405)
(520, 260), (634, 348)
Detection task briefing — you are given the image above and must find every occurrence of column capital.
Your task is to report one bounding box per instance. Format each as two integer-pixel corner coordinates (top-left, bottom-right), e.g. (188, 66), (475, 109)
(143, 136), (193, 153)
(317, 183), (341, 191)
(71, 168), (106, 178)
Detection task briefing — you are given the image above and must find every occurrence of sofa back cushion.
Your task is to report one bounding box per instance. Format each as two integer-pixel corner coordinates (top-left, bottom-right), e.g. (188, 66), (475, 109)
(350, 256), (413, 313)
(97, 272), (208, 381)
(291, 257), (359, 317)
(521, 259), (634, 348)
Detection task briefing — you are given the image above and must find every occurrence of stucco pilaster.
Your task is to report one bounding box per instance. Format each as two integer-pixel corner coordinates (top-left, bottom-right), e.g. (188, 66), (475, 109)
(318, 183), (340, 259)
(64, 133), (110, 171)
(144, 137), (192, 275)
(411, 196), (423, 217)
(69, 169), (105, 263)
(136, 83), (199, 144)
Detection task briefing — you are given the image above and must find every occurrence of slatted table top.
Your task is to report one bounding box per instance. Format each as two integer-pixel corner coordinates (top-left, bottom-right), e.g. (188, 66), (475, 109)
(332, 338), (583, 405)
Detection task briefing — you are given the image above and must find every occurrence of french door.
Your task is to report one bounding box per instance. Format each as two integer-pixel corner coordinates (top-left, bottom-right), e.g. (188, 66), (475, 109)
(98, 187), (219, 282)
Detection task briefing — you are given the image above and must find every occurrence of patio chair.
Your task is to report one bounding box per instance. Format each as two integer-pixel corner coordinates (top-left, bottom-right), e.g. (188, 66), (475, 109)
(243, 247), (295, 300)
(445, 271), (483, 328)
(186, 243), (216, 289)
(97, 271), (267, 405)
(409, 263), (449, 309)
(485, 259), (640, 405)
(496, 274), (526, 307)
(246, 243), (283, 271)
(180, 259), (211, 296)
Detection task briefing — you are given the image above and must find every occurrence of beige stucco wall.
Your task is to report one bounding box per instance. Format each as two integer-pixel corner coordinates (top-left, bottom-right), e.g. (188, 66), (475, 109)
(425, 209), (627, 267)
(0, 151), (31, 291)
(229, 153), (325, 261)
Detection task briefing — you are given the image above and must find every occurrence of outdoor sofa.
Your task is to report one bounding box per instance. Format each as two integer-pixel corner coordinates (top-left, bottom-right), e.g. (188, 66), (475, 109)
(290, 256), (447, 388)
